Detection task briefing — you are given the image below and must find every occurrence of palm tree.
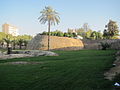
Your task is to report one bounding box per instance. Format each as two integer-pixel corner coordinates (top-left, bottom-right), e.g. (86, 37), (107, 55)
(23, 40), (29, 49)
(3, 35), (12, 54)
(18, 39), (24, 49)
(38, 6), (60, 50)
(3, 35), (11, 48)
(12, 39), (17, 50)
(0, 40), (4, 48)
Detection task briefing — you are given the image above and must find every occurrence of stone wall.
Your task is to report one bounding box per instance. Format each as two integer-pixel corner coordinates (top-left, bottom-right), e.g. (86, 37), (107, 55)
(27, 34), (84, 50)
(27, 34), (120, 50)
(82, 39), (120, 50)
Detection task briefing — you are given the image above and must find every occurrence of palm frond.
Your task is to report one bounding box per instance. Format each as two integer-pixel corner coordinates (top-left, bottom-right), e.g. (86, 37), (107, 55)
(38, 6), (60, 25)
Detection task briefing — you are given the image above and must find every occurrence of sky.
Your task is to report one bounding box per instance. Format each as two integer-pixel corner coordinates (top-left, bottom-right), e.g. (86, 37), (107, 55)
(0, 0), (120, 35)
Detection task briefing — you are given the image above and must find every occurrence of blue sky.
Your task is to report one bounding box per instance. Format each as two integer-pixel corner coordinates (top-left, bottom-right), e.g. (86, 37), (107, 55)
(0, 0), (120, 35)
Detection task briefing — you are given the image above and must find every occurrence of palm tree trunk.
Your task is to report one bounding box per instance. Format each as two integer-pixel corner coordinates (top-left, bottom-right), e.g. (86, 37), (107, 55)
(7, 42), (9, 48)
(13, 43), (15, 50)
(19, 44), (22, 49)
(48, 20), (50, 51)
(13, 38), (16, 50)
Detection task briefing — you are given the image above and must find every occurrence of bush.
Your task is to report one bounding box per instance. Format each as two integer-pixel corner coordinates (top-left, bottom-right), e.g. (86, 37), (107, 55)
(100, 42), (111, 50)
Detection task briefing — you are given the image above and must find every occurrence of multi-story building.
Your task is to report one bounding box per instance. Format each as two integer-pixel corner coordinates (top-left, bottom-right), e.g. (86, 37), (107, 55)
(68, 28), (77, 34)
(2, 23), (19, 36)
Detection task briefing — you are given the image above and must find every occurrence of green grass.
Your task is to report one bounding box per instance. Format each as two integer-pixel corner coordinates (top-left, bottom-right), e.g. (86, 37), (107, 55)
(0, 50), (116, 90)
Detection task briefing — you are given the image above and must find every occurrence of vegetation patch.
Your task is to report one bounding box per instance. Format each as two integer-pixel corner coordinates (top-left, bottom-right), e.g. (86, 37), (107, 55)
(0, 50), (116, 90)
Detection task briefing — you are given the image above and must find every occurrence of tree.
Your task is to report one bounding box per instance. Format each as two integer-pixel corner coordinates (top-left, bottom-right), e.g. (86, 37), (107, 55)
(0, 32), (6, 41)
(12, 40), (16, 50)
(23, 40), (29, 49)
(105, 20), (119, 38)
(56, 30), (64, 37)
(3, 35), (11, 48)
(91, 31), (97, 40)
(18, 39), (24, 49)
(38, 6), (60, 50)
(85, 30), (93, 39)
(17, 35), (32, 41)
(64, 33), (69, 37)
(0, 40), (4, 48)
(77, 28), (86, 38)
(103, 29), (109, 39)
(0, 32), (7, 47)
(42, 31), (48, 35)
(11, 36), (17, 50)
(97, 31), (103, 39)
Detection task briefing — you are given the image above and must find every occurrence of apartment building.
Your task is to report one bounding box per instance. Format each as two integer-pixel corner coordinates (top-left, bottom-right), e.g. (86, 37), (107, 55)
(2, 23), (19, 36)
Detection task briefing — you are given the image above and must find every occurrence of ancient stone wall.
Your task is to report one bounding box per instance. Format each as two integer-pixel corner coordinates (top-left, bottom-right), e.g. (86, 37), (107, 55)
(27, 34), (84, 50)
(82, 39), (120, 50)
(27, 34), (120, 50)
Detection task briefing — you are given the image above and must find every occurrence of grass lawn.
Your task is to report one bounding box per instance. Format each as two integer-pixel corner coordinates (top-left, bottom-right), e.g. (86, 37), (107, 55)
(0, 50), (116, 90)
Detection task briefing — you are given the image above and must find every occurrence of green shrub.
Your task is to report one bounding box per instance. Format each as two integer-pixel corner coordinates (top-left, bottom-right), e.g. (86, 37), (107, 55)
(100, 42), (111, 50)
